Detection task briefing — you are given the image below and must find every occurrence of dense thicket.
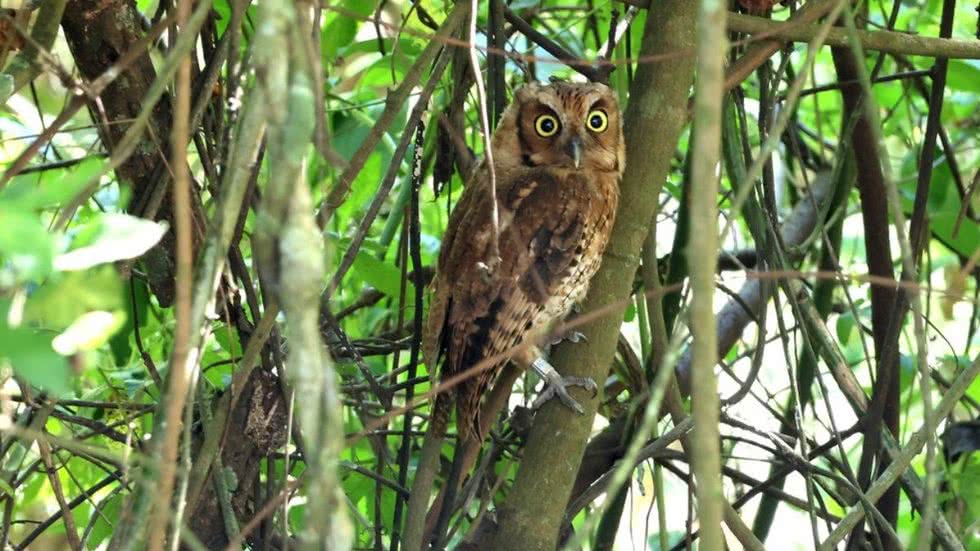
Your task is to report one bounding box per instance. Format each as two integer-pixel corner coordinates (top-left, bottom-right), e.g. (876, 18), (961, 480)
(0, 0), (978, 549)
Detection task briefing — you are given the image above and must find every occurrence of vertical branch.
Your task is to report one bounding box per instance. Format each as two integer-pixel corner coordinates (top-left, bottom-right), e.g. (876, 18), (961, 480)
(831, 0), (932, 535)
(486, 1), (698, 548)
(390, 119), (428, 551)
(830, 45), (900, 547)
(146, 0), (195, 547)
(280, 172), (352, 550)
(909, 1), (956, 545)
(256, 1), (350, 548)
(688, 1), (727, 551)
(488, 0), (507, 128)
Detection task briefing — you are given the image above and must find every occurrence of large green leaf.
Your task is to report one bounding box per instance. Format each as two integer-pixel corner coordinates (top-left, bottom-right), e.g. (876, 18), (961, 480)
(933, 210), (980, 259)
(928, 160), (979, 259)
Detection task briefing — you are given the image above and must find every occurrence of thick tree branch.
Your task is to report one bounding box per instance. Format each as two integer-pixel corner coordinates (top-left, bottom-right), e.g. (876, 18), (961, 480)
(486, 1), (697, 548)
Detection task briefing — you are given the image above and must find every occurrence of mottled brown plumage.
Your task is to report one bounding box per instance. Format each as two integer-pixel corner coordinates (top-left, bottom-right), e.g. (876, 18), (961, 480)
(423, 81), (625, 442)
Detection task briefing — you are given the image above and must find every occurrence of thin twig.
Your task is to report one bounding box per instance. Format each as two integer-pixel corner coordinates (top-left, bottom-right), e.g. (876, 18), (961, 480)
(502, 5), (602, 81)
(15, 472), (121, 550)
(470, 0), (501, 272)
(36, 438), (81, 551)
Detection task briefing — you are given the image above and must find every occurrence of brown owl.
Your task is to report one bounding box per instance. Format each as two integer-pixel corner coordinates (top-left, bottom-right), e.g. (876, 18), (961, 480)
(423, 81), (625, 443)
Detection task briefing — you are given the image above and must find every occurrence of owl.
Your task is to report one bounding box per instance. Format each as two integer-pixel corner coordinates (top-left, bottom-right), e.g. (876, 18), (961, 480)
(423, 81), (625, 443)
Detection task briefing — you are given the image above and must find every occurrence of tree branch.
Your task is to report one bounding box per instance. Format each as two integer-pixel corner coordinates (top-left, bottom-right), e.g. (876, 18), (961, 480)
(729, 12), (980, 59)
(486, 1), (697, 548)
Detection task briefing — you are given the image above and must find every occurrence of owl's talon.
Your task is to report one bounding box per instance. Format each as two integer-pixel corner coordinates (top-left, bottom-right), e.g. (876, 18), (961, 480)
(530, 358), (597, 414)
(549, 330), (588, 346)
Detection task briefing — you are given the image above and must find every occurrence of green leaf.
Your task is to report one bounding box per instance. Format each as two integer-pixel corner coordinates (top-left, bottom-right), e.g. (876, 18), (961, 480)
(622, 301), (636, 322)
(331, 110), (377, 161)
(872, 79), (903, 108)
(109, 279), (149, 367)
(211, 0), (232, 34)
(932, 209), (980, 259)
(899, 353), (915, 392)
(55, 214), (168, 271)
(947, 61), (980, 93)
(950, 454), (980, 525)
(289, 503), (307, 534)
(0, 477), (14, 498)
(202, 348), (234, 389)
(51, 310), (126, 355)
(1, 157), (103, 210)
(21, 469), (46, 505)
(351, 251), (416, 300)
(322, 16), (358, 62)
(105, 366), (152, 398)
(0, 74), (12, 100)
(835, 312), (855, 345)
(213, 323), (244, 358)
(0, 207), (55, 281)
(343, 462), (375, 505)
(321, 0), (378, 60)
(0, 322), (70, 395)
(24, 266), (124, 330)
(648, 532), (686, 551)
(87, 491), (123, 549)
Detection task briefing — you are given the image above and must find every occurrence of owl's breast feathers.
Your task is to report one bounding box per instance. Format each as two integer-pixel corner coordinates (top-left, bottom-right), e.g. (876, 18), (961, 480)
(423, 164), (619, 439)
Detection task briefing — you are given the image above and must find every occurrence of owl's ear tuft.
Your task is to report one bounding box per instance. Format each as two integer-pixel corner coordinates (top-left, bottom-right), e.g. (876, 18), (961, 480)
(514, 83), (541, 101)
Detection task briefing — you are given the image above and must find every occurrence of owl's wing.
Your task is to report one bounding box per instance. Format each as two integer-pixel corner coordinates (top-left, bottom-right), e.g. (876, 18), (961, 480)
(421, 161), (489, 369)
(425, 166), (591, 438)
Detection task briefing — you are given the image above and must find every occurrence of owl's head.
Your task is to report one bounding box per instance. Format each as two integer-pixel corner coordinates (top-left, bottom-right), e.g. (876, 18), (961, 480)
(496, 81), (624, 174)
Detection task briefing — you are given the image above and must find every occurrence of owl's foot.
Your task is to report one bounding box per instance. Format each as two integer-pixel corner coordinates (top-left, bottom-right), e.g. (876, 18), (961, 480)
(549, 330), (587, 346)
(530, 357), (598, 414)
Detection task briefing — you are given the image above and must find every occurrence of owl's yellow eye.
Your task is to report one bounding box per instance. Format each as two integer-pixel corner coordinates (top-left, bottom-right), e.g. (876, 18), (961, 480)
(534, 114), (560, 137)
(587, 109), (608, 133)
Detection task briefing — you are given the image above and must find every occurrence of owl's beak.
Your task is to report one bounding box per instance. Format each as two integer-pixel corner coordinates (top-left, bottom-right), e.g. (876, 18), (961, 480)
(566, 136), (583, 169)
